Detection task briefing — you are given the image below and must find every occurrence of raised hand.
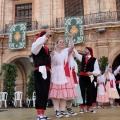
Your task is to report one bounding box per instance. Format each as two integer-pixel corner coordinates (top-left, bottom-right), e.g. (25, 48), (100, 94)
(46, 30), (53, 38)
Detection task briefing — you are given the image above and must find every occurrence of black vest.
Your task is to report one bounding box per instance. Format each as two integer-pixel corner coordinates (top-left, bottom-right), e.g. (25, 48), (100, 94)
(115, 73), (120, 81)
(81, 56), (96, 72)
(32, 47), (51, 67)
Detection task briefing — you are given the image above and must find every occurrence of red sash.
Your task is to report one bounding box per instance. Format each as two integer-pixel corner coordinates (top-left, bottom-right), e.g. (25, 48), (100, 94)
(116, 81), (120, 84)
(64, 62), (70, 77)
(34, 66), (50, 71)
(100, 82), (106, 92)
(72, 68), (78, 84)
(107, 79), (114, 88)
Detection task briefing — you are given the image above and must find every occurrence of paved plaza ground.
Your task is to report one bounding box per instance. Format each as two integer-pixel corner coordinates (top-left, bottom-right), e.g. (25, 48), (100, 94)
(0, 106), (120, 120)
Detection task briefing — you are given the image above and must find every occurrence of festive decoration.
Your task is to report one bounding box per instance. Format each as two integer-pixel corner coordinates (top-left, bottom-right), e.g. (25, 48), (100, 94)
(64, 16), (84, 44)
(9, 23), (26, 50)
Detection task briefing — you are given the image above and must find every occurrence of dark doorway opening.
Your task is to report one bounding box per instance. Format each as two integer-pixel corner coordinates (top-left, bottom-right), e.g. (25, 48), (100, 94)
(112, 54), (120, 70)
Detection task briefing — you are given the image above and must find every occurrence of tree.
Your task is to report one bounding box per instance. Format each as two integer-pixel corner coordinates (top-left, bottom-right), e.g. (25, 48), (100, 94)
(26, 69), (35, 99)
(98, 56), (108, 73)
(2, 63), (18, 102)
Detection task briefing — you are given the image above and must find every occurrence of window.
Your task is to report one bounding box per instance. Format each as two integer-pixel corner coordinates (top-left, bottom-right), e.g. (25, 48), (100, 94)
(116, 0), (120, 20)
(64, 0), (84, 17)
(15, 3), (32, 30)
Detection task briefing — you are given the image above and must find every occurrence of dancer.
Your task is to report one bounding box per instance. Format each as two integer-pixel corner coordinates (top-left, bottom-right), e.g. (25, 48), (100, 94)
(74, 47), (100, 113)
(49, 34), (77, 118)
(114, 65), (120, 106)
(96, 71), (109, 108)
(31, 30), (52, 120)
(66, 49), (83, 116)
(106, 66), (119, 107)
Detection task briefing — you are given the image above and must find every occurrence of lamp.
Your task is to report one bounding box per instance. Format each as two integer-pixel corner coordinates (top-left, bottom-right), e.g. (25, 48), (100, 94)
(42, 24), (48, 29)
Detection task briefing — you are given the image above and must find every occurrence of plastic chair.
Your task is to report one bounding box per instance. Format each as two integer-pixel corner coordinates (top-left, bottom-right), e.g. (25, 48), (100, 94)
(27, 98), (31, 107)
(32, 92), (36, 107)
(0, 92), (8, 108)
(14, 91), (23, 107)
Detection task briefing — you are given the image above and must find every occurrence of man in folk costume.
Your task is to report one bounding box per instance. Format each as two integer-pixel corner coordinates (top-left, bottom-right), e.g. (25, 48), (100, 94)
(31, 30), (52, 120)
(74, 47), (100, 113)
(114, 65), (120, 106)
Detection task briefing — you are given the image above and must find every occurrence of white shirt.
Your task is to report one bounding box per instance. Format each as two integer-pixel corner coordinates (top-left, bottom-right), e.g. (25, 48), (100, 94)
(114, 65), (120, 76)
(73, 49), (100, 76)
(31, 35), (48, 79)
(31, 35), (47, 55)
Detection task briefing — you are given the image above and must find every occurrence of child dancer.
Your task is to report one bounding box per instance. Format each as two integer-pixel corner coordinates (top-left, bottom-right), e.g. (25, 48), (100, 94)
(97, 71), (109, 108)
(106, 67), (120, 107)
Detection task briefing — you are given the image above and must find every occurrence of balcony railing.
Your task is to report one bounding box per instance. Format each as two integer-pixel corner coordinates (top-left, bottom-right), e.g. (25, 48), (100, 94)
(56, 11), (120, 28)
(1, 11), (120, 35)
(4, 21), (38, 34)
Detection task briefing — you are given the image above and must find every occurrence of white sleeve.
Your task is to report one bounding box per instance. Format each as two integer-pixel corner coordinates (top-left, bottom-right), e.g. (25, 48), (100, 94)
(92, 59), (100, 76)
(114, 65), (120, 76)
(73, 49), (82, 62)
(31, 35), (47, 55)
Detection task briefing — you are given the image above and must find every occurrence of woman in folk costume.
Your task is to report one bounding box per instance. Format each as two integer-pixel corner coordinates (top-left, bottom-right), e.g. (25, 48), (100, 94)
(66, 49), (83, 116)
(31, 30), (52, 120)
(96, 70), (109, 107)
(49, 34), (77, 118)
(106, 66), (120, 107)
(114, 65), (120, 106)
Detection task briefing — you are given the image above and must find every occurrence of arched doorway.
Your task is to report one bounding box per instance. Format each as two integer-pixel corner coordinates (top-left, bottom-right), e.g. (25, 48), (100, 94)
(11, 57), (32, 105)
(112, 54), (120, 70)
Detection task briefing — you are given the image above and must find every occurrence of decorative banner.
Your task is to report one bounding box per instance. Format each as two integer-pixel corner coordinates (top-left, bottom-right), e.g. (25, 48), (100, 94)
(64, 16), (84, 44)
(9, 23), (26, 50)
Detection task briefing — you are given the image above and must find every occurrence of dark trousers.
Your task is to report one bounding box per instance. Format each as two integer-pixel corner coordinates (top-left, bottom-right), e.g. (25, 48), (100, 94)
(34, 70), (50, 109)
(79, 75), (93, 106)
(115, 84), (120, 104)
(92, 81), (97, 104)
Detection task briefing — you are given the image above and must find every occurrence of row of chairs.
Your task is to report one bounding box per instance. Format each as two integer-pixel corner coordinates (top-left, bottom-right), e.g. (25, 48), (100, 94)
(0, 91), (36, 108)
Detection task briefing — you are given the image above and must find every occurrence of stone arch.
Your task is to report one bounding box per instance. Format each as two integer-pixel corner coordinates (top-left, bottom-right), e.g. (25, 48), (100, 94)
(108, 45), (120, 66)
(3, 53), (31, 104)
(5, 55), (29, 63)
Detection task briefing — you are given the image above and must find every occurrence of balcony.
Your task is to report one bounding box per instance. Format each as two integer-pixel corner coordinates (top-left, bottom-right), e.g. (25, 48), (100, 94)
(3, 21), (38, 34)
(56, 11), (120, 28)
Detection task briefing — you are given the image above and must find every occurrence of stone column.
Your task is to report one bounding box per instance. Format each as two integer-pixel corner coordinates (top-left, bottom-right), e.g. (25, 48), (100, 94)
(0, 0), (5, 31)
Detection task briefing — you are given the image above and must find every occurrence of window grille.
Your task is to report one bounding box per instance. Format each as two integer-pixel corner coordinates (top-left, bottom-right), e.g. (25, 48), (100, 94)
(64, 0), (84, 17)
(15, 3), (32, 30)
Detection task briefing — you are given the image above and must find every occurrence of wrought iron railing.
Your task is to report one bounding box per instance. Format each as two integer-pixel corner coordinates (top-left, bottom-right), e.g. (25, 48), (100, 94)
(4, 21), (38, 34)
(1, 11), (120, 34)
(56, 11), (120, 28)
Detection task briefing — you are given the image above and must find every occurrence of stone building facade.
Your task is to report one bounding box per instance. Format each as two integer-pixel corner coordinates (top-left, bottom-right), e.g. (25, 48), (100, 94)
(0, 0), (120, 103)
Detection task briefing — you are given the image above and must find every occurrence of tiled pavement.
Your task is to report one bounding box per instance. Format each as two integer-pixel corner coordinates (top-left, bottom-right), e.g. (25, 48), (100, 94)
(0, 106), (120, 120)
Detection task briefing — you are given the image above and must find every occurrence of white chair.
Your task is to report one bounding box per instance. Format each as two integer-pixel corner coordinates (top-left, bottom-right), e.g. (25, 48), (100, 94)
(14, 91), (23, 107)
(27, 98), (31, 107)
(32, 92), (36, 107)
(0, 92), (8, 108)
